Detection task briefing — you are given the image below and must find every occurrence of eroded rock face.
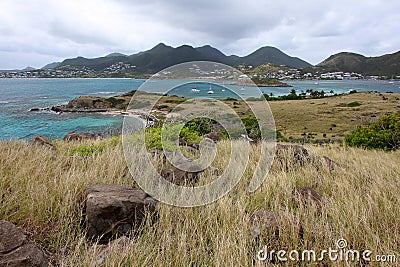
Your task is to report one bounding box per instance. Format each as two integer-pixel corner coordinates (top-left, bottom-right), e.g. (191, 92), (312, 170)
(85, 184), (157, 242)
(0, 220), (48, 267)
(63, 131), (100, 142)
(0, 221), (27, 254)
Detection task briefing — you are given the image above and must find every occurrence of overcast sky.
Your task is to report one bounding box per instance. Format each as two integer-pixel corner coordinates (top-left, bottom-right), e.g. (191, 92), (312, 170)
(1, 0), (399, 69)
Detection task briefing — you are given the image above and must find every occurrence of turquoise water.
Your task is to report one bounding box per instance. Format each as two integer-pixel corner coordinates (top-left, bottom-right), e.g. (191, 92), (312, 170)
(0, 78), (144, 140)
(0, 78), (398, 140)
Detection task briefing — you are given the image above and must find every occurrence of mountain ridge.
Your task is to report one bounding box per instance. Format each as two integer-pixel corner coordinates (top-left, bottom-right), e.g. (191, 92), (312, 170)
(3, 44), (399, 76)
(52, 43), (312, 74)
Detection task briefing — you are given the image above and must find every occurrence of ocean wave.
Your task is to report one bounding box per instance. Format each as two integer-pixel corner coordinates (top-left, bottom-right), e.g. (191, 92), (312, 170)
(88, 91), (116, 95)
(29, 107), (61, 114)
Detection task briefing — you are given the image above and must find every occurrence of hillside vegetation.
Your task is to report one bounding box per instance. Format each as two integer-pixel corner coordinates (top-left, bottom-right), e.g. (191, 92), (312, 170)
(56, 43), (312, 75)
(316, 51), (400, 76)
(60, 91), (400, 141)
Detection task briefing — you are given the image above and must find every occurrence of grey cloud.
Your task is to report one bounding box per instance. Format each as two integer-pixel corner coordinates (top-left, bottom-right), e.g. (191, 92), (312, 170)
(0, 0), (399, 68)
(115, 0), (286, 40)
(47, 19), (118, 46)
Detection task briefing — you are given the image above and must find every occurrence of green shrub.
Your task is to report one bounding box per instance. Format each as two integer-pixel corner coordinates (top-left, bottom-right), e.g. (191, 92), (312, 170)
(68, 143), (107, 157)
(345, 113), (400, 150)
(347, 101), (362, 107)
(183, 118), (213, 136)
(144, 123), (202, 151)
(145, 127), (166, 151)
(337, 101), (361, 107)
(164, 98), (186, 104)
(68, 136), (121, 156)
(241, 117), (261, 140)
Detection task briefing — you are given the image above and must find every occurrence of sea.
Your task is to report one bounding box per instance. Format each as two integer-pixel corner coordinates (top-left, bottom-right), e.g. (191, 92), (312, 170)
(0, 78), (399, 140)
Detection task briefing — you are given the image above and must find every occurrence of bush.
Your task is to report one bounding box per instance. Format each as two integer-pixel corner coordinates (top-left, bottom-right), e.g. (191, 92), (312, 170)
(145, 122), (205, 151)
(337, 101), (361, 107)
(345, 113), (400, 150)
(68, 136), (121, 156)
(241, 117), (261, 140)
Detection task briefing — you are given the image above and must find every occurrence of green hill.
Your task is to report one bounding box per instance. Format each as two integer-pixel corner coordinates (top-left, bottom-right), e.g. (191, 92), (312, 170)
(317, 51), (400, 76)
(55, 43), (312, 75)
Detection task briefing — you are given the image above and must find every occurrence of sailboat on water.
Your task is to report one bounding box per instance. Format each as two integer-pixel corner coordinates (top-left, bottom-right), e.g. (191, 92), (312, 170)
(191, 81), (200, 92)
(207, 83), (214, 94)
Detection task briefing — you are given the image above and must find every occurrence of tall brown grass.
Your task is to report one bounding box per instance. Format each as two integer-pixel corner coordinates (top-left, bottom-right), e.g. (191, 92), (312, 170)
(0, 138), (399, 266)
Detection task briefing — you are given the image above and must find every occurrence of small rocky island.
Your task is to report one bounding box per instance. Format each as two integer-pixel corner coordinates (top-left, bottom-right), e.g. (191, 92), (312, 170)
(30, 91), (135, 113)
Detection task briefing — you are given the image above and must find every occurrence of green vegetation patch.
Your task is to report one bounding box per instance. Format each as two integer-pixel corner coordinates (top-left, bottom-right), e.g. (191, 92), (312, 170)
(106, 97), (126, 106)
(345, 113), (400, 150)
(68, 136), (121, 156)
(337, 101), (362, 107)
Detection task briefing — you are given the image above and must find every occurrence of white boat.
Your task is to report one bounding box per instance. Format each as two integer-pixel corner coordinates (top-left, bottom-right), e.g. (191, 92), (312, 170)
(221, 89), (225, 92)
(191, 81), (200, 92)
(208, 83), (214, 94)
(240, 87), (245, 91)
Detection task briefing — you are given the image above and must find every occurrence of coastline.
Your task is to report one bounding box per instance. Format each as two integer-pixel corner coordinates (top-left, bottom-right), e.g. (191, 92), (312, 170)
(102, 109), (156, 127)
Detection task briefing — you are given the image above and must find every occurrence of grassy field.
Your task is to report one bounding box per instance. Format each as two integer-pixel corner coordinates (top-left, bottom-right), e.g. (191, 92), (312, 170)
(121, 91), (400, 140)
(63, 91), (400, 141)
(268, 92), (400, 139)
(1, 138), (399, 266)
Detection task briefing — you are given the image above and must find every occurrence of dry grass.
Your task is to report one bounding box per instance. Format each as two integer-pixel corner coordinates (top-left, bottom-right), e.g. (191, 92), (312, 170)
(0, 139), (399, 266)
(151, 92), (400, 139)
(261, 92), (400, 139)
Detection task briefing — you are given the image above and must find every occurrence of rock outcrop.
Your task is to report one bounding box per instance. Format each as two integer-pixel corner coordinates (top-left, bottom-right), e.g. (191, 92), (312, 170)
(85, 184), (157, 242)
(160, 159), (204, 185)
(30, 136), (56, 151)
(66, 96), (113, 110)
(275, 144), (341, 172)
(276, 144), (309, 163)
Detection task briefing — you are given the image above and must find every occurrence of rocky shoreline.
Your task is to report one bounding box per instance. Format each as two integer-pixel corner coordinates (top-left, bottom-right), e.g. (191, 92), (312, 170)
(29, 94), (157, 128)
(30, 106), (110, 113)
